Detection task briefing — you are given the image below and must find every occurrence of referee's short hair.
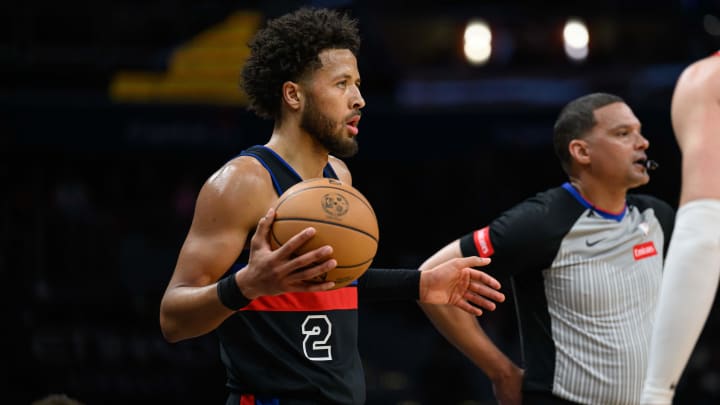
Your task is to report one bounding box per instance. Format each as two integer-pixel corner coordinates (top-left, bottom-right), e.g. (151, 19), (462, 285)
(553, 92), (624, 175)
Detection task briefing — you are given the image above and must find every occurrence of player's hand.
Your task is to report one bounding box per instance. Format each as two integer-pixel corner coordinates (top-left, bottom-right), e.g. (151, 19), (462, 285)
(419, 256), (505, 316)
(237, 208), (337, 298)
(492, 365), (524, 405)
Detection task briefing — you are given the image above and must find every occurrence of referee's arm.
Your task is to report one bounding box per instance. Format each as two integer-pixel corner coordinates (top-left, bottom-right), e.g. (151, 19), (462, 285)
(418, 238), (523, 404)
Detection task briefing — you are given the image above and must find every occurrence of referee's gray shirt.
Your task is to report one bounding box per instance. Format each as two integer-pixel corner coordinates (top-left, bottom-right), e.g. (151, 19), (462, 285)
(461, 182), (675, 404)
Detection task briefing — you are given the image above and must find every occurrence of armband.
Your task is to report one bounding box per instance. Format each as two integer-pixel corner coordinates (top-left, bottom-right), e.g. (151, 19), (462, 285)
(358, 268), (421, 301)
(217, 274), (252, 310)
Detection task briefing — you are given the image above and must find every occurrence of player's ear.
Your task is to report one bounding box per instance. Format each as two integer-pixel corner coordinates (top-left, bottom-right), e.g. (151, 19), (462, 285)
(282, 81), (302, 111)
(569, 139), (591, 165)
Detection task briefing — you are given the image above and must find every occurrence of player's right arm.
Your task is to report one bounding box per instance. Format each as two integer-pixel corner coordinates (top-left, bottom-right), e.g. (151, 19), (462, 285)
(419, 239), (523, 405)
(159, 158), (337, 343)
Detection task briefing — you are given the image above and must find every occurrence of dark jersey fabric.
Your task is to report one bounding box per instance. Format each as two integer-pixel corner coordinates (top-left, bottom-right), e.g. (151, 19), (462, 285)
(218, 145), (365, 404)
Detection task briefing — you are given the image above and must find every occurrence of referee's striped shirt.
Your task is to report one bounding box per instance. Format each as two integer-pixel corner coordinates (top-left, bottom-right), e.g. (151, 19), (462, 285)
(461, 183), (675, 404)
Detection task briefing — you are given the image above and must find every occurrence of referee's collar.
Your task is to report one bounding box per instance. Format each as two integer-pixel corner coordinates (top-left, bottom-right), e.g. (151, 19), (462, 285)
(562, 182), (627, 222)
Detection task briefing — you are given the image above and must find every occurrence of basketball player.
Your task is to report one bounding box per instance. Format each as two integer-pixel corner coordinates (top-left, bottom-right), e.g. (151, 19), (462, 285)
(159, 8), (506, 405)
(641, 52), (720, 404)
(419, 93), (675, 404)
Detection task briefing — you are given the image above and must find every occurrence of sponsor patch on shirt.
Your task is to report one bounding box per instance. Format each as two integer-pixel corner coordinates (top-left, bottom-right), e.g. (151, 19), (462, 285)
(633, 241), (657, 260)
(473, 226), (495, 257)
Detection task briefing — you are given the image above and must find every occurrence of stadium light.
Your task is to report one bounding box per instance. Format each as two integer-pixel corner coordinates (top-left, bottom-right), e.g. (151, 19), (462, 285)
(464, 19), (492, 66)
(563, 18), (589, 63)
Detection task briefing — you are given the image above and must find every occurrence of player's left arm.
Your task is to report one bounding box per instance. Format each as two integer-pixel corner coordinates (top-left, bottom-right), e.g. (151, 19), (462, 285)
(358, 258), (504, 315)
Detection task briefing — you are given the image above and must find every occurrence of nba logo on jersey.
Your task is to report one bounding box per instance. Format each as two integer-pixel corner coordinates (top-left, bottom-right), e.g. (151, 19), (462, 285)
(633, 241), (657, 260)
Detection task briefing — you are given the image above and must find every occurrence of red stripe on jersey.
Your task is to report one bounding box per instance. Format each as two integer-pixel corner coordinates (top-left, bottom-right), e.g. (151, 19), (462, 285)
(239, 394), (254, 405)
(240, 287), (358, 312)
(473, 226), (495, 257)
(633, 241), (657, 260)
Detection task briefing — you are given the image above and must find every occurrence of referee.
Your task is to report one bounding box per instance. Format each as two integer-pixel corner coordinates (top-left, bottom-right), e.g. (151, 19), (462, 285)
(420, 93), (675, 404)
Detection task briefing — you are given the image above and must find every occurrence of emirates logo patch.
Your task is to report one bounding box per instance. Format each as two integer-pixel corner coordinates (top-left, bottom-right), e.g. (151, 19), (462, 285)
(633, 241), (657, 260)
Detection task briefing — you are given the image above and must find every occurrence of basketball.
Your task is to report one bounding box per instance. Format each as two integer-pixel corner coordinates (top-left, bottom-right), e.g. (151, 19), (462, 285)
(271, 178), (379, 289)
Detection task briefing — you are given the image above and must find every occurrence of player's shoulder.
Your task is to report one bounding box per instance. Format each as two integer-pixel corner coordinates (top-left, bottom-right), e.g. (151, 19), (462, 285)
(183, 155), (277, 233)
(689, 51), (720, 72)
(197, 155), (275, 210)
(677, 53), (720, 90)
(210, 155), (272, 191)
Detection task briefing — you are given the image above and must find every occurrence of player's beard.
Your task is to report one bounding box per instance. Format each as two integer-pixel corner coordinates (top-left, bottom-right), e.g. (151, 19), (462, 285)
(300, 94), (358, 158)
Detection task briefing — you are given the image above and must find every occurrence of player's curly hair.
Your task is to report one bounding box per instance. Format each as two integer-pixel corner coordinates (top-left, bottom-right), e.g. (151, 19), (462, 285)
(553, 92), (624, 175)
(241, 8), (361, 120)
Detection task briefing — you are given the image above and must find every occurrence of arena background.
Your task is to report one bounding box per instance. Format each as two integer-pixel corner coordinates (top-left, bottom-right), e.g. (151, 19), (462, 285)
(4, 0), (720, 403)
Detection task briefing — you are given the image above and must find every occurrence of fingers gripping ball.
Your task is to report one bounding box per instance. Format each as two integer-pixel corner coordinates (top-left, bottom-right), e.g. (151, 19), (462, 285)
(271, 178), (379, 289)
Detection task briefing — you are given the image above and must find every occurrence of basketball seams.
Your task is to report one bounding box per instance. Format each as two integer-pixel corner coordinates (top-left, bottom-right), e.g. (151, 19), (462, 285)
(273, 217), (378, 242)
(275, 184), (375, 216)
(269, 227), (375, 268)
(335, 257), (374, 269)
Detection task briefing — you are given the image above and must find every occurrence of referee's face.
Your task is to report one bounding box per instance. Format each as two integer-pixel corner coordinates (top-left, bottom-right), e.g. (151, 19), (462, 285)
(584, 102), (651, 189)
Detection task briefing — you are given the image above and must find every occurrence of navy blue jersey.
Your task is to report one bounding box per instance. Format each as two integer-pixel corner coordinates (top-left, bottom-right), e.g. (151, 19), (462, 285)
(460, 183), (675, 404)
(218, 146), (365, 404)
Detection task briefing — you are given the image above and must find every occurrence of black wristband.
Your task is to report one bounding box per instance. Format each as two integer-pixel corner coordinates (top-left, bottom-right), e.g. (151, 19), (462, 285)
(217, 274), (252, 310)
(356, 268), (421, 302)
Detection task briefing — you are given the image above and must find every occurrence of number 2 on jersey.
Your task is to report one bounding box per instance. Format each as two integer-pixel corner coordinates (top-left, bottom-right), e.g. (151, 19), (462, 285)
(301, 315), (333, 361)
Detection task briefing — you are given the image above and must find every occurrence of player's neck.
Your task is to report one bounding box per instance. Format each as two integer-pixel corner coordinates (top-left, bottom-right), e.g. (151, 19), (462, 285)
(267, 123), (330, 180)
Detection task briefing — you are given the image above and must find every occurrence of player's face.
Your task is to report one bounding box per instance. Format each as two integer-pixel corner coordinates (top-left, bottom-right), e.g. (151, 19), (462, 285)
(584, 102), (651, 189)
(300, 49), (365, 158)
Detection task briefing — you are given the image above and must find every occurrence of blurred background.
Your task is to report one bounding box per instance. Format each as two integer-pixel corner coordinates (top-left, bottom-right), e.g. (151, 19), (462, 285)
(4, 0), (720, 403)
